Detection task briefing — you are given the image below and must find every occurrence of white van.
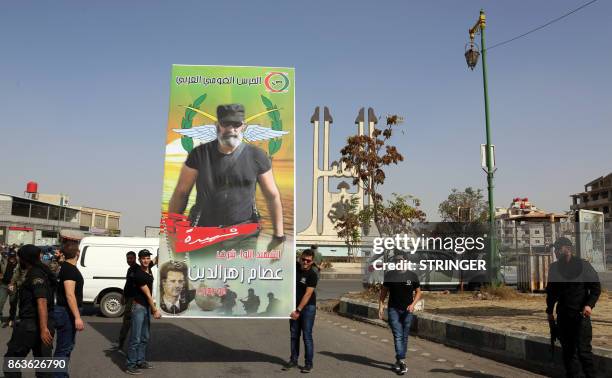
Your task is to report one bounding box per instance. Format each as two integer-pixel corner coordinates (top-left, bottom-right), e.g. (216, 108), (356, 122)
(78, 236), (159, 318)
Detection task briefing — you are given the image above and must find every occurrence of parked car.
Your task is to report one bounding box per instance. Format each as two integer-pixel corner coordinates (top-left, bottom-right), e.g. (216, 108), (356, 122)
(78, 237), (159, 317)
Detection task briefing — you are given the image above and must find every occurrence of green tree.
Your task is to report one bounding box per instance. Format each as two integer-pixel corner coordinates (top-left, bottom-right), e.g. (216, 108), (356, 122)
(339, 115), (405, 234)
(379, 193), (426, 235)
(438, 187), (488, 223)
(333, 195), (362, 262)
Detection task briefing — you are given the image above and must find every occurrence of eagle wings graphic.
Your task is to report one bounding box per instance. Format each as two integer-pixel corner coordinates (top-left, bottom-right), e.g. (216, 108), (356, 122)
(173, 105), (289, 143)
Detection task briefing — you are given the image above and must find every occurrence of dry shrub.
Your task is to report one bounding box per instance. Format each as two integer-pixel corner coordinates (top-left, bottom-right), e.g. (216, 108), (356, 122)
(480, 284), (520, 300)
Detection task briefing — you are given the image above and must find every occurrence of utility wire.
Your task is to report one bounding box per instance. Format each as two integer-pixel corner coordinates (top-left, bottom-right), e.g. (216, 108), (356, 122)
(487, 0), (598, 51)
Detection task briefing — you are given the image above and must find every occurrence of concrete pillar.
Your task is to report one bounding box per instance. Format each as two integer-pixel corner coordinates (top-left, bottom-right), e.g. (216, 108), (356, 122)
(302, 107), (320, 235)
(321, 107), (333, 235)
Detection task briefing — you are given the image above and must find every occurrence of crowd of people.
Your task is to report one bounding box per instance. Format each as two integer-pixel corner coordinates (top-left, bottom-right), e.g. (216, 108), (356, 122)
(0, 237), (603, 377)
(1, 230), (85, 378)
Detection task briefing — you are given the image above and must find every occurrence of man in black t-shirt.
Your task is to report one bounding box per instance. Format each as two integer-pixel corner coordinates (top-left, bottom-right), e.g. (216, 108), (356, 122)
(168, 104), (286, 252)
(378, 253), (422, 375)
(3, 245), (56, 378)
(116, 251), (138, 350)
(126, 250), (161, 375)
(53, 237), (85, 375)
(283, 249), (318, 374)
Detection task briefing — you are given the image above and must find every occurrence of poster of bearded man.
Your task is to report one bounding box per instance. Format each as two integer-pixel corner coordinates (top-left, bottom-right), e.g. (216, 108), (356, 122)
(159, 65), (295, 318)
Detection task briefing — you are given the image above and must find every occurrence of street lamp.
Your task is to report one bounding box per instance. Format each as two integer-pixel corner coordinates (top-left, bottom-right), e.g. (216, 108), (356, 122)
(464, 43), (480, 70)
(466, 9), (500, 285)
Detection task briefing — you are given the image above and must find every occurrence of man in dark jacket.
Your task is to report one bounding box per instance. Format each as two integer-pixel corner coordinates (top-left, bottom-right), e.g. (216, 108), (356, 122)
(546, 237), (601, 378)
(3, 245), (56, 378)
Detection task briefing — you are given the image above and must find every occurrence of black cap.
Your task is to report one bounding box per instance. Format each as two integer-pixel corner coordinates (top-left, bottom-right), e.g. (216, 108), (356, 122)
(554, 237), (573, 249)
(18, 244), (41, 266)
(217, 104), (245, 123)
(8, 250), (16, 257)
(138, 249), (153, 258)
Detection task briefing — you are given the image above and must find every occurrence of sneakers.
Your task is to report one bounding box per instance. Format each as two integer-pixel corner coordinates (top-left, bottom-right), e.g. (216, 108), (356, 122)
(281, 360), (298, 371)
(124, 367), (142, 375)
(300, 365), (312, 373)
(137, 362), (154, 369)
(392, 360), (401, 372)
(397, 360), (407, 375)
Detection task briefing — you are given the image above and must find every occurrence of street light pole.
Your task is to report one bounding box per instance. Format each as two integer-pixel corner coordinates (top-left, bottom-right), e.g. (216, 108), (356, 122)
(467, 10), (499, 285)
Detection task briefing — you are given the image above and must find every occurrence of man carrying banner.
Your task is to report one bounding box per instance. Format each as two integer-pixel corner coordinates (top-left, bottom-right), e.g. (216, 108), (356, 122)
(115, 251), (137, 351)
(125, 250), (161, 375)
(283, 249), (318, 374)
(167, 103), (285, 253)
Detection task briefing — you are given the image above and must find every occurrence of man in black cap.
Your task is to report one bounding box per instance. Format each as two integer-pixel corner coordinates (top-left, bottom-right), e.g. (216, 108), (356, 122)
(3, 245), (56, 378)
(168, 103), (285, 252)
(546, 237), (601, 378)
(125, 249), (161, 375)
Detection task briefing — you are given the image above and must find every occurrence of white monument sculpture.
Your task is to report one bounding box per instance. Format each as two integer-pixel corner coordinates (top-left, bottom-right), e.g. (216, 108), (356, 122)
(297, 107), (379, 256)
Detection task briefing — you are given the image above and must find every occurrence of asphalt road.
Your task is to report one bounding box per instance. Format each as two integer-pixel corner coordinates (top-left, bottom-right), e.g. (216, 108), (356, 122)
(0, 310), (546, 378)
(316, 279), (362, 301)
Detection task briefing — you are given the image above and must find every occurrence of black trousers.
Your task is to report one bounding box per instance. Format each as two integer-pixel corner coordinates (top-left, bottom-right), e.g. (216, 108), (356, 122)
(118, 297), (134, 348)
(557, 313), (597, 378)
(3, 318), (55, 378)
(9, 289), (18, 321)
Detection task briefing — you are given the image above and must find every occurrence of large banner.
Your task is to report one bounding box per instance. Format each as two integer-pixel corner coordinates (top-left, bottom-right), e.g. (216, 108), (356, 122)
(159, 65), (295, 318)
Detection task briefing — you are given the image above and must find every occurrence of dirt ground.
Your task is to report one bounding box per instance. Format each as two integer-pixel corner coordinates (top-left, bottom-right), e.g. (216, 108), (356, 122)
(346, 289), (612, 349)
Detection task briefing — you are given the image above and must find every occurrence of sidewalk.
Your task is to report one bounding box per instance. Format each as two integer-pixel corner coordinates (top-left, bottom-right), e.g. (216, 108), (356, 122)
(328, 297), (612, 377)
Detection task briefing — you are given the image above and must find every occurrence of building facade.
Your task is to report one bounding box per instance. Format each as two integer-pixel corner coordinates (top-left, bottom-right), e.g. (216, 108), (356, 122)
(496, 197), (568, 251)
(570, 173), (612, 221)
(0, 193), (81, 245)
(79, 206), (121, 236)
(0, 192), (122, 246)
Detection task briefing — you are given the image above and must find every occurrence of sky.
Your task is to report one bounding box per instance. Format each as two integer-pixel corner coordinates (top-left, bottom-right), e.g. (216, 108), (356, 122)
(0, 1), (610, 236)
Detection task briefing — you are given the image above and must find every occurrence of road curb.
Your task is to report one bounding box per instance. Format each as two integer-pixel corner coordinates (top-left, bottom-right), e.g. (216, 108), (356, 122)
(336, 297), (612, 377)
